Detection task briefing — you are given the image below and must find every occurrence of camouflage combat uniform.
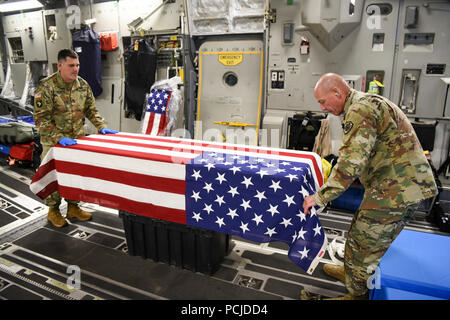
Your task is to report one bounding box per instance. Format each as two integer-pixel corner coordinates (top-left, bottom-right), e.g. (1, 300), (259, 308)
(312, 89), (438, 296)
(33, 71), (106, 208)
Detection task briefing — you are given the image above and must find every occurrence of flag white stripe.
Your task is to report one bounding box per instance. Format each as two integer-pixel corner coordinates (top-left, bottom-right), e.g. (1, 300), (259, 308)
(30, 169), (57, 195)
(90, 134), (319, 162)
(118, 132), (323, 161)
(51, 148), (186, 181)
(84, 134), (322, 189)
(150, 113), (161, 136)
(40, 146), (55, 167)
(76, 139), (198, 161)
(141, 110), (151, 134)
(57, 172), (185, 210)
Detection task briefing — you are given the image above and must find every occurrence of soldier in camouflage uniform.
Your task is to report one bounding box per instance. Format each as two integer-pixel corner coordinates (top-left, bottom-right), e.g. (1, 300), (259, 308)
(302, 73), (438, 300)
(33, 49), (118, 228)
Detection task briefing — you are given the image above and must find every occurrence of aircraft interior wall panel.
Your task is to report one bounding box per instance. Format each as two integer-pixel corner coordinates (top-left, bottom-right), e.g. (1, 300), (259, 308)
(21, 11), (47, 62)
(91, 2), (120, 33)
(196, 39), (264, 145)
(3, 14), (23, 64)
(4, 32), (21, 65)
(390, 0), (450, 119)
(118, 0), (183, 37)
(2, 13), (23, 34)
(10, 63), (26, 98)
(79, 4), (93, 24)
(86, 78), (121, 132)
(91, 1), (122, 80)
(387, 1), (450, 169)
(43, 9), (72, 66)
(119, 110), (141, 133)
(266, 0), (329, 113)
(266, 0), (401, 113)
(329, 0), (400, 99)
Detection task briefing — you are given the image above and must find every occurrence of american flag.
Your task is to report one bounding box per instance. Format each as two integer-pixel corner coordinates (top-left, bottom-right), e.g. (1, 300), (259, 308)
(141, 89), (172, 136)
(30, 133), (326, 274)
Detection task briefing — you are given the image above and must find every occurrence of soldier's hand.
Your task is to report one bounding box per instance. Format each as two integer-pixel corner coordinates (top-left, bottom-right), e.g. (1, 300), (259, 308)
(58, 137), (77, 147)
(303, 195), (316, 215)
(100, 128), (119, 134)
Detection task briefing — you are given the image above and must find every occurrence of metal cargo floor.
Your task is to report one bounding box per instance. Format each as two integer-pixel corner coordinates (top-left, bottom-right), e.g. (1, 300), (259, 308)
(0, 158), (446, 300)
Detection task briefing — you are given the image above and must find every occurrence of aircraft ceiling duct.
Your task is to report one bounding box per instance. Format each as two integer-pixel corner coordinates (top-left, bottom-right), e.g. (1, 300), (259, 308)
(301, 0), (364, 51)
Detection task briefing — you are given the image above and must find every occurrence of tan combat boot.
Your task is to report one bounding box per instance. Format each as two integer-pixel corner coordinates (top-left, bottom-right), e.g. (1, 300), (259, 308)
(323, 264), (345, 282)
(300, 290), (368, 300)
(325, 293), (369, 300)
(47, 207), (68, 228)
(66, 203), (92, 221)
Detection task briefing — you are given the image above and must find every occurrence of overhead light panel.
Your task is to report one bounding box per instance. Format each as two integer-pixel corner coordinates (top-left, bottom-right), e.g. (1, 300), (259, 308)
(0, 0), (43, 13)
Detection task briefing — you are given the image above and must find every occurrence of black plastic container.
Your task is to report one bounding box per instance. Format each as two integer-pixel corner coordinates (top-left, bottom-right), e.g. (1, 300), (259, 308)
(119, 210), (230, 275)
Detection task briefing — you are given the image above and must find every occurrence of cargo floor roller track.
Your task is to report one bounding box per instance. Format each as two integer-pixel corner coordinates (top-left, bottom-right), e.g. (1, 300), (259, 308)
(0, 158), (445, 300)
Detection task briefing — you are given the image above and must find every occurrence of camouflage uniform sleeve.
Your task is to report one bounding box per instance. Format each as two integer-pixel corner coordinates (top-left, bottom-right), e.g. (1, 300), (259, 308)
(313, 103), (378, 207)
(33, 84), (65, 145)
(84, 85), (107, 131)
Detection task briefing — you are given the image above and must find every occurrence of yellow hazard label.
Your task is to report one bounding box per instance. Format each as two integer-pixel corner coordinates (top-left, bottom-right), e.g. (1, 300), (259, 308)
(218, 53), (243, 66)
(179, 68), (184, 82)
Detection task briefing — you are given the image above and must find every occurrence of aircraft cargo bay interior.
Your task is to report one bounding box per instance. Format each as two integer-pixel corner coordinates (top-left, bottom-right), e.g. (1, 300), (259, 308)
(0, 0), (449, 303)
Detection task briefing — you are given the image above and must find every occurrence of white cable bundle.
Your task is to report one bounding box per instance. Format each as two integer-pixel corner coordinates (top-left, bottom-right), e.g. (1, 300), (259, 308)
(327, 236), (346, 266)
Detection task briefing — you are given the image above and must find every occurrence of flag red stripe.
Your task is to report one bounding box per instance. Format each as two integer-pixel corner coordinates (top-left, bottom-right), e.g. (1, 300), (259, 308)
(278, 151), (323, 185)
(101, 134), (323, 185)
(59, 186), (186, 224)
(157, 91), (171, 136)
(145, 112), (155, 135)
(36, 180), (59, 199)
(166, 91), (172, 106)
(54, 161), (185, 194)
(87, 134), (318, 161)
(157, 114), (167, 135)
(81, 136), (202, 157)
(113, 133), (320, 159)
(31, 158), (57, 184)
(66, 143), (194, 164)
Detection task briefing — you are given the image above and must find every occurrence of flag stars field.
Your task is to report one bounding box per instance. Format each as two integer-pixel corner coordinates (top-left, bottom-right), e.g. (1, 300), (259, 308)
(185, 151), (324, 273)
(142, 89), (172, 136)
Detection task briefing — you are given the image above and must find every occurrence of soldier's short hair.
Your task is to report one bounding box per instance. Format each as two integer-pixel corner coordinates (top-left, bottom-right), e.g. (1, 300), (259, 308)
(58, 49), (78, 62)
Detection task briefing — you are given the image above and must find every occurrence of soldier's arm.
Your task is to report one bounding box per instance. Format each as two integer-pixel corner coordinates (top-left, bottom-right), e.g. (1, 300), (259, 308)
(84, 85), (107, 131)
(33, 85), (65, 145)
(313, 103), (378, 207)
